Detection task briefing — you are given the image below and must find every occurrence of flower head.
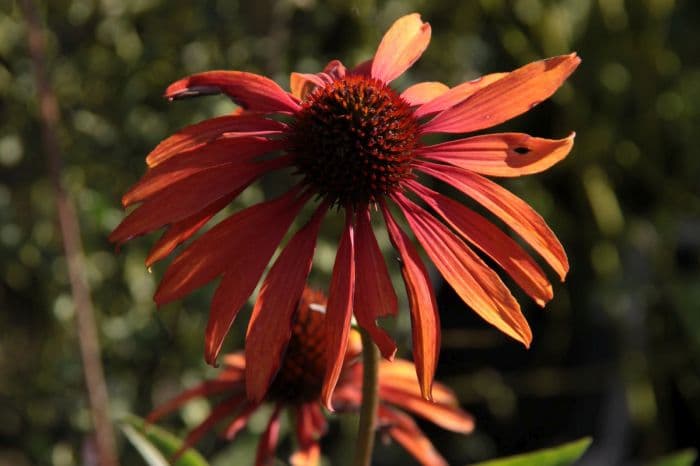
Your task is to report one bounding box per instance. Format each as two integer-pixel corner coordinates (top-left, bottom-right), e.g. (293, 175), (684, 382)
(148, 287), (474, 466)
(110, 13), (579, 406)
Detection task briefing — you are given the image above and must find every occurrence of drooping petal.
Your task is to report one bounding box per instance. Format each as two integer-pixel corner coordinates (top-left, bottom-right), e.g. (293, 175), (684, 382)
(172, 394), (247, 462)
(223, 401), (260, 440)
(146, 381), (243, 424)
(290, 404), (322, 466)
(145, 194), (234, 267)
(353, 207), (398, 360)
(394, 193), (532, 347)
(379, 386), (474, 433)
(146, 114), (286, 167)
(417, 132), (575, 177)
(125, 137), (284, 206)
(254, 404), (282, 466)
(408, 181), (553, 306)
(371, 13), (431, 84)
(321, 212), (356, 411)
(109, 156), (290, 247)
(413, 73), (507, 119)
(290, 72), (326, 100)
(378, 405), (448, 466)
(378, 360), (456, 406)
(421, 53), (581, 133)
(400, 81), (449, 107)
(381, 202), (439, 400)
(200, 191), (311, 364)
(417, 162), (569, 280)
(245, 203), (328, 402)
(166, 71), (301, 113)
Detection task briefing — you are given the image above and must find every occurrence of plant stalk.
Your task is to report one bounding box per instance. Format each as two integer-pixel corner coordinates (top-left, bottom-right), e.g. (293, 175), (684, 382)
(352, 329), (380, 466)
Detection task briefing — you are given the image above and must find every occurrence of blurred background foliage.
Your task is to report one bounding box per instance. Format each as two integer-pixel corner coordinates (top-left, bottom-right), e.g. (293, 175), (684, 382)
(1, 0), (699, 465)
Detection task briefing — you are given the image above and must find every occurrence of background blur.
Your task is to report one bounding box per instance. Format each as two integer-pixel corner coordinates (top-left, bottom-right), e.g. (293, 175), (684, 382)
(1, 0), (699, 465)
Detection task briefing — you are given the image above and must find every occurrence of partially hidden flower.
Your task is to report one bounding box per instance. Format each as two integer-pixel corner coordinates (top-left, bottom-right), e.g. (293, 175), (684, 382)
(110, 13), (579, 406)
(148, 288), (474, 466)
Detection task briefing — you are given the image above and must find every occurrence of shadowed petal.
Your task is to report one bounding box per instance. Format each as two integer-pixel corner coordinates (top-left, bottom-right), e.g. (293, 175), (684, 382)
(290, 404), (323, 466)
(408, 181), (553, 306)
(371, 14), (431, 83)
(378, 406), (448, 466)
(166, 71), (301, 113)
(146, 114), (286, 167)
(109, 156), (290, 247)
(321, 212), (356, 411)
(394, 193), (532, 347)
(418, 132), (575, 177)
(400, 82), (449, 107)
(146, 381), (243, 424)
(381, 202), (438, 400)
(245, 203), (328, 402)
(417, 162), (569, 280)
(421, 54), (581, 133)
(354, 207), (398, 360)
(223, 401), (260, 440)
(379, 386), (474, 433)
(125, 137), (284, 206)
(413, 73), (506, 119)
(254, 404), (282, 466)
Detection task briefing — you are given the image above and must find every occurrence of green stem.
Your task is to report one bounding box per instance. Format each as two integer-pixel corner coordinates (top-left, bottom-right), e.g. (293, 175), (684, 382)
(352, 329), (380, 466)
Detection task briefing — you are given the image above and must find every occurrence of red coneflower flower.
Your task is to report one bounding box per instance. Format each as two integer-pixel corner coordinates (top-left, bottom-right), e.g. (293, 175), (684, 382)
(148, 288), (474, 466)
(110, 13), (579, 406)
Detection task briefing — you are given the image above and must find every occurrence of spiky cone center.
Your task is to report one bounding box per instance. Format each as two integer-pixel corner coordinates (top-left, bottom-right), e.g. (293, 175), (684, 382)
(267, 291), (328, 404)
(288, 75), (420, 208)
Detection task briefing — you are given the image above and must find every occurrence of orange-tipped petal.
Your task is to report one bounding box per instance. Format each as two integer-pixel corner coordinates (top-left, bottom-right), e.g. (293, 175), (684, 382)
(418, 132), (575, 177)
(245, 204), (327, 402)
(290, 404), (323, 466)
(321, 213), (356, 411)
(254, 405), (282, 466)
(145, 114), (285, 167)
(154, 187), (306, 308)
(290, 72), (326, 100)
(394, 193), (532, 347)
(413, 73), (507, 119)
(378, 405), (448, 466)
(408, 181), (553, 306)
(371, 13), (432, 84)
(400, 81), (449, 107)
(353, 208), (398, 360)
(379, 386), (474, 433)
(125, 137), (283, 206)
(199, 191), (310, 365)
(381, 202), (438, 400)
(165, 71), (300, 113)
(421, 53), (580, 133)
(222, 353), (246, 370)
(378, 360), (456, 406)
(418, 162), (569, 280)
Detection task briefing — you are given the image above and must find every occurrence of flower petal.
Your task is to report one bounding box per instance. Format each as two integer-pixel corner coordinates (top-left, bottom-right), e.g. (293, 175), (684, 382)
(254, 404), (282, 466)
(400, 81), (449, 107)
(417, 162), (569, 280)
(408, 181), (553, 306)
(196, 191), (310, 364)
(321, 212), (356, 411)
(354, 208), (398, 360)
(109, 156), (290, 247)
(146, 114), (286, 167)
(379, 385), (474, 433)
(290, 72), (326, 100)
(290, 404), (323, 466)
(394, 193), (532, 347)
(378, 405), (448, 466)
(418, 132), (575, 177)
(381, 202), (439, 400)
(125, 137), (284, 206)
(371, 13), (431, 84)
(165, 71), (301, 113)
(413, 73), (506, 119)
(223, 401), (260, 440)
(146, 381), (242, 424)
(172, 394), (247, 462)
(421, 53), (581, 133)
(245, 203), (328, 402)
(378, 359), (457, 406)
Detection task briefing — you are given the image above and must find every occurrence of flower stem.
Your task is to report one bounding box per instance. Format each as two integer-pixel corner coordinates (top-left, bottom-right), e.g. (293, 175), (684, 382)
(352, 329), (380, 466)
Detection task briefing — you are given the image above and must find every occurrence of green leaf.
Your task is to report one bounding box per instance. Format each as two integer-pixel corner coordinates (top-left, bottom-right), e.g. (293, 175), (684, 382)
(647, 449), (698, 466)
(120, 414), (210, 466)
(470, 438), (592, 466)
